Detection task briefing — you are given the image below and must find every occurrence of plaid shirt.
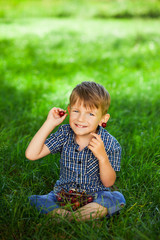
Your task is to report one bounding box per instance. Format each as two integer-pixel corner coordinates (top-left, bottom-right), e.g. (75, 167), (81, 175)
(45, 124), (121, 194)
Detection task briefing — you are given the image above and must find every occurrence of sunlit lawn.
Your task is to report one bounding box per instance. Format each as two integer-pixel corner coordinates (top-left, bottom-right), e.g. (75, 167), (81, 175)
(1, 0), (160, 18)
(0, 18), (160, 239)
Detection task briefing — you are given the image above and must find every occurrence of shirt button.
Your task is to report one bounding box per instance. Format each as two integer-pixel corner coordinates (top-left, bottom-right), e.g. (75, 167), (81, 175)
(78, 161), (81, 164)
(77, 184), (80, 188)
(78, 174), (81, 178)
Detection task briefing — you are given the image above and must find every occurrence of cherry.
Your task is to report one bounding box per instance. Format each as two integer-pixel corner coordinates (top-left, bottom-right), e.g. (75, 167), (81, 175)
(57, 189), (94, 210)
(74, 201), (80, 208)
(71, 197), (77, 203)
(57, 196), (62, 202)
(60, 202), (66, 206)
(69, 189), (73, 194)
(59, 111), (65, 117)
(87, 196), (93, 203)
(102, 122), (106, 128)
(72, 201), (80, 210)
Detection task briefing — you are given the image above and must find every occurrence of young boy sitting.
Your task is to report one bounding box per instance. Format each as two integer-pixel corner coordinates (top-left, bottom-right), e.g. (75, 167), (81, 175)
(25, 81), (126, 221)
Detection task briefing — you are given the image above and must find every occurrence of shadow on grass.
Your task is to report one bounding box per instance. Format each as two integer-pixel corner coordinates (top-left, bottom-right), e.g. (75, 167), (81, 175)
(0, 81), (31, 126)
(0, 79), (159, 240)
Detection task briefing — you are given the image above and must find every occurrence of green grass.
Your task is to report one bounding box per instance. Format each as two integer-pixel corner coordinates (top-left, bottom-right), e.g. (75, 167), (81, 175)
(1, 0), (160, 19)
(0, 17), (160, 239)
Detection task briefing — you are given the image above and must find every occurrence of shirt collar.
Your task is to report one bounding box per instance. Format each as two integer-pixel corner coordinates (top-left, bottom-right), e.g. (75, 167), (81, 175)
(68, 126), (79, 149)
(69, 125), (105, 149)
(97, 125), (103, 135)
(97, 125), (106, 141)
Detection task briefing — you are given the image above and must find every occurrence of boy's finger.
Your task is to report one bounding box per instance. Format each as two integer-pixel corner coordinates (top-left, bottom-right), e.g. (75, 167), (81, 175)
(88, 142), (95, 148)
(88, 145), (94, 151)
(88, 141), (94, 146)
(90, 137), (98, 144)
(90, 133), (101, 140)
(62, 113), (68, 119)
(91, 132), (101, 137)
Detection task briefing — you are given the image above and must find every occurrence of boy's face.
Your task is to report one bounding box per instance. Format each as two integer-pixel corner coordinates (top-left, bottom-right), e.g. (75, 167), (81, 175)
(68, 100), (106, 138)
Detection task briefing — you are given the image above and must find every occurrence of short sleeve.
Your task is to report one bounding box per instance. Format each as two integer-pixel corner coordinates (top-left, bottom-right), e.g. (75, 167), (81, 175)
(45, 125), (67, 154)
(107, 141), (121, 171)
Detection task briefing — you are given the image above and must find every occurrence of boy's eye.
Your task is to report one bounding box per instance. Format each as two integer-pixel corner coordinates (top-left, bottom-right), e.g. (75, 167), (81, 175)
(89, 113), (94, 116)
(73, 110), (79, 113)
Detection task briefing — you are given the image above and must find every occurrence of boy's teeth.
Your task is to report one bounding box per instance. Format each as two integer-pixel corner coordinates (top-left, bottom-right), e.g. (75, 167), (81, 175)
(77, 124), (85, 128)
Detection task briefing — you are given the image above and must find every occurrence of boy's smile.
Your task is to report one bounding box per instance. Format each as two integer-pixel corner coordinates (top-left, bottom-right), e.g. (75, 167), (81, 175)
(75, 124), (87, 128)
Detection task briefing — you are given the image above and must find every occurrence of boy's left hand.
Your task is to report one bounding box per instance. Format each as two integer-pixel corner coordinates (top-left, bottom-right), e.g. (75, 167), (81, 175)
(88, 133), (107, 161)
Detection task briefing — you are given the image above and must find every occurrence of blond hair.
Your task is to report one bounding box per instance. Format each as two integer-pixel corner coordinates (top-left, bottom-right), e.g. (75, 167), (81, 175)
(69, 81), (110, 115)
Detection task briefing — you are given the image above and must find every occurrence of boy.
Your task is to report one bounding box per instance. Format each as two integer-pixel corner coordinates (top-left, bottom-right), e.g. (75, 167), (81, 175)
(26, 81), (126, 221)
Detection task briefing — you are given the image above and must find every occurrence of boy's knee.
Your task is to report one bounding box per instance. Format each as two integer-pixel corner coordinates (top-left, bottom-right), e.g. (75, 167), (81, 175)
(96, 203), (108, 216)
(87, 202), (108, 217)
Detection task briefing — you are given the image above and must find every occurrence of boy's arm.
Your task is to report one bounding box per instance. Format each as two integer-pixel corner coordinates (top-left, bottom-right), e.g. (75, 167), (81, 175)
(25, 108), (67, 161)
(88, 133), (116, 187)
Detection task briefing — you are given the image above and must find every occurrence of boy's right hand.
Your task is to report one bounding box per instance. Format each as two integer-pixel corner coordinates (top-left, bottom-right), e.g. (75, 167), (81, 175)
(46, 107), (67, 127)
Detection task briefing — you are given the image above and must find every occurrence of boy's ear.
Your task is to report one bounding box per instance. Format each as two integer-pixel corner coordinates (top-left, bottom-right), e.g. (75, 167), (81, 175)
(105, 113), (110, 123)
(99, 113), (110, 126)
(67, 105), (70, 115)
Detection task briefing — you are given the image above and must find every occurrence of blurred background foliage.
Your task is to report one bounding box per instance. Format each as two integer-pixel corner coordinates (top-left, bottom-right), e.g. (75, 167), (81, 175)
(1, 0), (160, 19)
(0, 1), (160, 239)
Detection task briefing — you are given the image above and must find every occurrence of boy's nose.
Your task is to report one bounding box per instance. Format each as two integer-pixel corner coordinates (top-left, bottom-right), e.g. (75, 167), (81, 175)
(78, 113), (85, 121)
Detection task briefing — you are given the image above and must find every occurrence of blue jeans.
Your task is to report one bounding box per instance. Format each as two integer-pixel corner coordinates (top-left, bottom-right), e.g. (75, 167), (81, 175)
(28, 190), (126, 217)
